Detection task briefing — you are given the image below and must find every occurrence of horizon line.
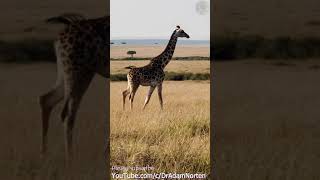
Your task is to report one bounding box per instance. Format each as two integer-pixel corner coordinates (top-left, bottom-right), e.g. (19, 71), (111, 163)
(110, 38), (210, 41)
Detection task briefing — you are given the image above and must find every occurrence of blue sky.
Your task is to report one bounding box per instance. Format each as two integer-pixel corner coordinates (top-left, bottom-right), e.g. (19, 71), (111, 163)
(111, 0), (210, 40)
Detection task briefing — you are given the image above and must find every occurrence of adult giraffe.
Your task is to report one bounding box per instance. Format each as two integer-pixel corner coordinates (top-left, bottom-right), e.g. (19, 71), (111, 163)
(39, 14), (109, 161)
(122, 26), (190, 110)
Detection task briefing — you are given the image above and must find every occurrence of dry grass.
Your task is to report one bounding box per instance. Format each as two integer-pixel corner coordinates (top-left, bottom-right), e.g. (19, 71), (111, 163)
(0, 63), (107, 180)
(3, 57), (320, 179)
(110, 81), (210, 174)
(111, 60), (210, 74)
(214, 59), (320, 179)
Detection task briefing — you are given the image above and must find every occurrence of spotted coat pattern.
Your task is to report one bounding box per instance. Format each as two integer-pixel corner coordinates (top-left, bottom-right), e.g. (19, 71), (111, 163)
(122, 27), (190, 110)
(39, 14), (109, 162)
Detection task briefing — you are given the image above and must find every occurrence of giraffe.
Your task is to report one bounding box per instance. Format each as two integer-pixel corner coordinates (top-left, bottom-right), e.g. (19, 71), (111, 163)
(39, 14), (109, 161)
(122, 26), (190, 110)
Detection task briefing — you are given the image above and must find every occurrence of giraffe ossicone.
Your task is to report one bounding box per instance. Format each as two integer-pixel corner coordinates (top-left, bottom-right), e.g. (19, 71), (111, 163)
(122, 26), (190, 110)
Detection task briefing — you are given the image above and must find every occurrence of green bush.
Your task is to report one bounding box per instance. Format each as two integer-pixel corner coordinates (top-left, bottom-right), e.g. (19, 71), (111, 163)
(127, 50), (136, 58)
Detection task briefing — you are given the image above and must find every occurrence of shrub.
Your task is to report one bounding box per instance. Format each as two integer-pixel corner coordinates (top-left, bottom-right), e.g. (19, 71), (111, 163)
(127, 50), (137, 58)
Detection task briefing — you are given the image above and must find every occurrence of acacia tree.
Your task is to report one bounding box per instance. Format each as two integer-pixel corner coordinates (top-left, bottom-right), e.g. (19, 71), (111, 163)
(127, 50), (136, 58)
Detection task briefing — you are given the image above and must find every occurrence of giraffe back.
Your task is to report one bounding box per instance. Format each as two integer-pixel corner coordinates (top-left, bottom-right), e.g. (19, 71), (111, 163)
(56, 16), (109, 77)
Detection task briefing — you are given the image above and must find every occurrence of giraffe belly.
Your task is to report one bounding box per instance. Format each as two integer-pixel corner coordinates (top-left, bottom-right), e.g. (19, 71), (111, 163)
(140, 80), (159, 86)
(139, 76), (161, 86)
(129, 67), (164, 86)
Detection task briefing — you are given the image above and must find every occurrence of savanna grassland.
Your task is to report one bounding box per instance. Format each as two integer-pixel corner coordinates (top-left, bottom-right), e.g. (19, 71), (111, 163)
(110, 44), (211, 176)
(3, 0), (320, 179)
(111, 60), (210, 74)
(110, 81), (210, 173)
(213, 0), (320, 179)
(0, 63), (108, 180)
(0, 0), (108, 179)
(214, 60), (320, 179)
(111, 45), (210, 59)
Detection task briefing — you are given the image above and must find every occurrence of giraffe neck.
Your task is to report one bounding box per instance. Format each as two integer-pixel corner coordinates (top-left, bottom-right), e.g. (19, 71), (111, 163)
(151, 32), (178, 69)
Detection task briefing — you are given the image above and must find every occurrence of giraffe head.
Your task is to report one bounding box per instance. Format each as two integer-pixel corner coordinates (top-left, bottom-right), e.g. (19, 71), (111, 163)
(174, 25), (190, 38)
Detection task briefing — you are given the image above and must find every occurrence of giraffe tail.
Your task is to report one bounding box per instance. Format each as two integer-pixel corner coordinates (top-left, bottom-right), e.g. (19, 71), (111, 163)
(124, 66), (136, 69)
(46, 13), (86, 25)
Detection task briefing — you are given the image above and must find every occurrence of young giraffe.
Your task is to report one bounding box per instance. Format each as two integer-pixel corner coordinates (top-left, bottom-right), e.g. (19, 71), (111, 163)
(39, 14), (109, 161)
(122, 26), (190, 110)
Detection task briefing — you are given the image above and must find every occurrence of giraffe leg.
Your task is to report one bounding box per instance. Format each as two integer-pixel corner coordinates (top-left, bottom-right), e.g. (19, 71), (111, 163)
(61, 68), (95, 163)
(122, 87), (130, 110)
(129, 84), (139, 110)
(39, 82), (64, 156)
(143, 86), (156, 110)
(62, 96), (80, 163)
(39, 54), (64, 157)
(157, 84), (163, 110)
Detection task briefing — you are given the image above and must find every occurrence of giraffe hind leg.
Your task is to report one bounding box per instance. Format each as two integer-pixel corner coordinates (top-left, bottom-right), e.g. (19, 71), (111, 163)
(39, 82), (64, 156)
(122, 88), (130, 110)
(61, 68), (95, 163)
(62, 96), (80, 163)
(129, 85), (139, 110)
(40, 41), (65, 157)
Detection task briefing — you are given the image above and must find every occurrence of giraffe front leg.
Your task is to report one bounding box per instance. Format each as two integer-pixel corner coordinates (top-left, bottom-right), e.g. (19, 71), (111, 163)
(61, 68), (94, 164)
(157, 83), (163, 110)
(143, 86), (156, 110)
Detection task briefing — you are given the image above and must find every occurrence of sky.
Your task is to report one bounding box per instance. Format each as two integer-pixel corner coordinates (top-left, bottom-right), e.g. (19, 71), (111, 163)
(110, 0), (210, 40)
